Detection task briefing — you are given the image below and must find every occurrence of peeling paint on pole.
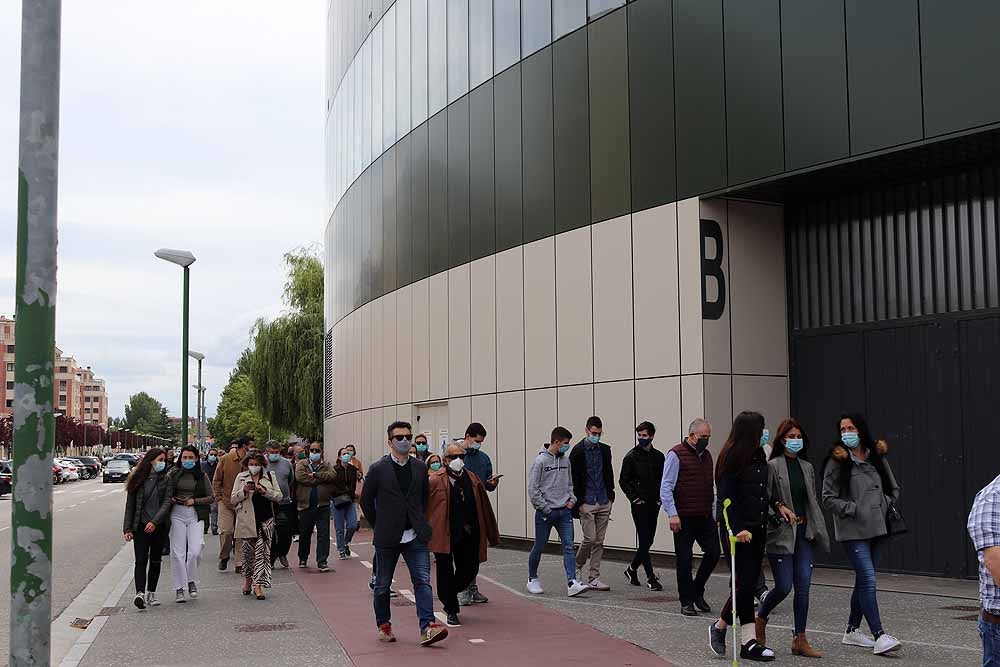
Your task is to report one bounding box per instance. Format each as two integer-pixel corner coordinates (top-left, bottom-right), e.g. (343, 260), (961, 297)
(13, 1), (61, 665)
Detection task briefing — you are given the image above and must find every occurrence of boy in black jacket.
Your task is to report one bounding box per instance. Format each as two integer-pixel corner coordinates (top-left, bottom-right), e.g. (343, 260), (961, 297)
(619, 421), (665, 590)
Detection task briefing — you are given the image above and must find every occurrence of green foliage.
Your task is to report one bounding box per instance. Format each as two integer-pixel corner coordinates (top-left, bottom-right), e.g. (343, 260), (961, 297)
(123, 392), (179, 445)
(247, 247), (324, 440)
(207, 373), (283, 446)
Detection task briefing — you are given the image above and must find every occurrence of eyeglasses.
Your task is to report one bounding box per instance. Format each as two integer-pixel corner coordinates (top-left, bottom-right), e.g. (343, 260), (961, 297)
(445, 453), (466, 460)
(390, 434), (412, 442)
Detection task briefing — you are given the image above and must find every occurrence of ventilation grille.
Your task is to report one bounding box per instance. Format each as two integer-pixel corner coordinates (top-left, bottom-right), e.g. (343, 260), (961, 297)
(323, 327), (334, 419)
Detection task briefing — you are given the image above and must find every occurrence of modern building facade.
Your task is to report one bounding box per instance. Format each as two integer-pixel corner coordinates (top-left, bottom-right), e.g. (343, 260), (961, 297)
(324, 0), (1000, 578)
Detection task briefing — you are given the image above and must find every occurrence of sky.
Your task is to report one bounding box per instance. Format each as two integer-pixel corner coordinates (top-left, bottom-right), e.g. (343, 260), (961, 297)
(1, 2), (325, 421)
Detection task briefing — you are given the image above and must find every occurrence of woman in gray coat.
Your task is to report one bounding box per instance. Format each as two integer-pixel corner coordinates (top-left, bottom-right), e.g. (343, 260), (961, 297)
(755, 419), (828, 658)
(822, 413), (901, 656)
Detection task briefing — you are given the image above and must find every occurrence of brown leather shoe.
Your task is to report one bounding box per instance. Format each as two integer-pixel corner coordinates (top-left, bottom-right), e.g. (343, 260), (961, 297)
(792, 633), (822, 658)
(754, 615), (768, 645)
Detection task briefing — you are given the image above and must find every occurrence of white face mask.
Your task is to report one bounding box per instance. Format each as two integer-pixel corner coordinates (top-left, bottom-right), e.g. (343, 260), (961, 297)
(448, 457), (465, 474)
(248, 465), (262, 476)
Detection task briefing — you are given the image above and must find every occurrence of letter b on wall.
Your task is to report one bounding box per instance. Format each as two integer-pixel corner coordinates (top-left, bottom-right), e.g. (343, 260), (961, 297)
(701, 219), (726, 320)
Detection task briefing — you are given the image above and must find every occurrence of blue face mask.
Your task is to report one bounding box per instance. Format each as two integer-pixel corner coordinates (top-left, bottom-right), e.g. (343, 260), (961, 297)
(429, 462), (442, 471)
(153, 461), (166, 473)
(267, 453), (280, 462)
(340, 453), (352, 464)
(760, 429), (770, 447)
(841, 431), (860, 448)
(181, 460), (195, 470)
(785, 438), (804, 454)
(558, 443), (571, 454)
(416, 443), (428, 452)
(470, 441), (482, 450)
(587, 434), (600, 445)
(309, 452), (322, 462)
(207, 455), (217, 463)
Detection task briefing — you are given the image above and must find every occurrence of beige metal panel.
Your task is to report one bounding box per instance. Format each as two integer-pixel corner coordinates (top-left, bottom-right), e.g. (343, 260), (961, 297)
(680, 373), (705, 432)
(448, 264), (473, 398)
(367, 301), (379, 409)
(704, 374), (733, 438)
(411, 278), (431, 402)
(677, 197), (703, 374)
(370, 408), (385, 468)
(635, 375), (682, 554)
(428, 272), (449, 400)
(700, 199), (731, 374)
(593, 380), (637, 550)
(732, 375), (790, 435)
(592, 214), (635, 382)
(523, 238), (557, 389)
(496, 390), (527, 538)
(728, 201), (788, 376)
(470, 256), (498, 395)
(557, 383), (594, 436)
(449, 396), (472, 443)
(382, 290), (398, 408)
(471, 393), (500, 515)
(524, 387), (557, 532)
(632, 203), (680, 379)
(396, 284), (413, 405)
(495, 247), (526, 392)
(555, 228), (594, 386)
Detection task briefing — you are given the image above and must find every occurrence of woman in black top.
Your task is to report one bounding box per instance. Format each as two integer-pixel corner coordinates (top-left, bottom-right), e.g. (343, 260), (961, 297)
(123, 448), (168, 610)
(710, 411), (789, 662)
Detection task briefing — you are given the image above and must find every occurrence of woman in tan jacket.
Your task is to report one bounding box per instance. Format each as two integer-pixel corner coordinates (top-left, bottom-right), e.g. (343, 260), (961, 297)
(231, 453), (282, 599)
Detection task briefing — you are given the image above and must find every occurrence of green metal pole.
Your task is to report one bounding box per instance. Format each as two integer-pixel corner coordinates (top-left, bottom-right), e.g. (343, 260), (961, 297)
(181, 267), (189, 448)
(12, 1), (61, 665)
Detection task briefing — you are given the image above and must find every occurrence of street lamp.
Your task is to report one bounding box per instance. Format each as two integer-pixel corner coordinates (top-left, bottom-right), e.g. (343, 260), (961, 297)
(189, 349), (205, 450)
(155, 248), (196, 449)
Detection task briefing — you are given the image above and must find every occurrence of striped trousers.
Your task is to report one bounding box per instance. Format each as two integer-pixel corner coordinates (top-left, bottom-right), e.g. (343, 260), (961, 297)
(242, 518), (276, 588)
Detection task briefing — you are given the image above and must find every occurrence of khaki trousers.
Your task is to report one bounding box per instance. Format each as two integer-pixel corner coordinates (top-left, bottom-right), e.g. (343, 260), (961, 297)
(575, 501), (612, 581)
(217, 503), (243, 565)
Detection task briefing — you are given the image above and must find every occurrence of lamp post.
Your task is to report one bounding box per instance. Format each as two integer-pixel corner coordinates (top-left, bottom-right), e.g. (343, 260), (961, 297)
(188, 350), (205, 450)
(154, 249), (196, 449)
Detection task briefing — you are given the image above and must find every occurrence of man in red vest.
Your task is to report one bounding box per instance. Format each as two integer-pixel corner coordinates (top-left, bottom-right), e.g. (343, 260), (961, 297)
(660, 418), (721, 616)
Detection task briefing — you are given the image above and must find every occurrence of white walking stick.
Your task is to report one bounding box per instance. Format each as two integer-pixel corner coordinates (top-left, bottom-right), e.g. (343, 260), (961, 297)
(722, 498), (739, 667)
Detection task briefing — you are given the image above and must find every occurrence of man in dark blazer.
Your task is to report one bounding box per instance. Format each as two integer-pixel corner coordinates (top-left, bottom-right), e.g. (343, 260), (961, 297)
(569, 415), (616, 591)
(360, 420), (448, 648)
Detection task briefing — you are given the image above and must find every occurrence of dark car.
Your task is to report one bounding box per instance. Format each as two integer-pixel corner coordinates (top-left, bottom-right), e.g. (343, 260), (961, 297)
(103, 459), (131, 483)
(74, 456), (101, 479)
(0, 461), (11, 496)
(113, 454), (139, 468)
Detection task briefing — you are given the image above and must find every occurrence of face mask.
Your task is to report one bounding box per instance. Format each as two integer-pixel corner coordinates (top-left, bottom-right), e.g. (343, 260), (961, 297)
(841, 431), (860, 448)
(207, 455), (217, 463)
(309, 452), (322, 462)
(557, 443), (570, 455)
(760, 429), (770, 447)
(695, 437), (710, 453)
(636, 438), (651, 448)
(470, 441), (482, 450)
(429, 462), (442, 472)
(248, 465), (262, 475)
(391, 438), (412, 455)
(340, 453), (353, 464)
(298, 452), (308, 460)
(181, 460), (195, 470)
(587, 434), (600, 445)
(153, 461), (166, 473)
(416, 443), (428, 452)
(267, 453), (280, 462)
(448, 458), (465, 473)
(785, 438), (804, 454)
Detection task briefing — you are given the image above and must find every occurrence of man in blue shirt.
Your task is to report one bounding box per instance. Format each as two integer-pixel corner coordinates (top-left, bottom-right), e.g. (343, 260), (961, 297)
(969, 473), (1000, 666)
(458, 422), (500, 605)
(569, 416), (616, 591)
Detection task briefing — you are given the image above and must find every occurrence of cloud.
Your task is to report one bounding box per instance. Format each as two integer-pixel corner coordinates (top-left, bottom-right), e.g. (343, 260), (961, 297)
(0, 1), (325, 419)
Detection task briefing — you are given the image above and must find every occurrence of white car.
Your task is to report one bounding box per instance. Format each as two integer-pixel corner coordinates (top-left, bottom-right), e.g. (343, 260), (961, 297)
(55, 460), (80, 482)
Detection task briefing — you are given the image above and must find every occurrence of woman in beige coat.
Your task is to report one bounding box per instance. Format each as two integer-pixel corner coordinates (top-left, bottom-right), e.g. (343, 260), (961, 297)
(231, 453), (282, 599)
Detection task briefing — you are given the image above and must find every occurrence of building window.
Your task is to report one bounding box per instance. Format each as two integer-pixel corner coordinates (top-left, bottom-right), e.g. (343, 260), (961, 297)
(59, 380), (67, 390)
(4, 400), (11, 409)
(5, 363), (12, 372)
(84, 396), (91, 403)
(58, 366), (67, 373)
(58, 394), (66, 405)
(5, 345), (13, 354)
(5, 382), (12, 390)
(84, 408), (90, 414)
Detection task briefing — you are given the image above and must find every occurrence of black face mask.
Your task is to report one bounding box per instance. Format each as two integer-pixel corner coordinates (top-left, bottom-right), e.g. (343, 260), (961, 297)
(695, 437), (709, 453)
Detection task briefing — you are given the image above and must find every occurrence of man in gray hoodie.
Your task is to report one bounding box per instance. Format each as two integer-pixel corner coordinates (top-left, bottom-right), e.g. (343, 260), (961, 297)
(526, 426), (589, 598)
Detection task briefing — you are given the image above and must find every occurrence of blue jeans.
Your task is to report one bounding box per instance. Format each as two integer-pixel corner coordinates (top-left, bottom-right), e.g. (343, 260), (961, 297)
(374, 539), (435, 632)
(982, 616), (1000, 667)
(843, 538), (884, 635)
(331, 502), (357, 552)
(528, 507), (576, 584)
(759, 525), (815, 634)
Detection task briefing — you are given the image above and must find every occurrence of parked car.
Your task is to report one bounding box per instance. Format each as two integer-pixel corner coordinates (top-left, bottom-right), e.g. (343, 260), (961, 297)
(54, 459), (80, 482)
(66, 457), (100, 480)
(102, 459), (131, 483)
(52, 463), (62, 485)
(0, 460), (12, 496)
(112, 453), (139, 468)
(75, 456), (102, 478)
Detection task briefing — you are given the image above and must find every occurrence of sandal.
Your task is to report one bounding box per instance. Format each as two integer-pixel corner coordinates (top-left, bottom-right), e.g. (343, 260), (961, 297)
(254, 585), (265, 600)
(740, 639), (776, 662)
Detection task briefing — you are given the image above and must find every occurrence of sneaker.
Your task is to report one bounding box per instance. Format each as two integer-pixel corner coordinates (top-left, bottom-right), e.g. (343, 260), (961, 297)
(445, 612), (461, 627)
(378, 622), (396, 643)
(145, 591), (159, 607)
(175, 588), (186, 604)
(133, 592), (146, 610)
(211, 527), (219, 535)
(526, 578), (544, 595)
(299, 560), (308, 569)
(624, 566), (640, 586)
(343, 547), (353, 558)
(470, 590), (489, 604)
(317, 562), (330, 572)
(873, 633), (901, 655)
(338, 550), (350, 560)
(368, 577), (376, 592)
(842, 629), (876, 648)
(188, 582), (198, 599)
(709, 622), (727, 657)
(457, 590), (473, 607)
(278, 556), (289, 568)
(420, 622), (449, 647)
(567, 580), (589, 597)
(647, 577), (663, 592)
(587, 578), (610, 591)
(292, 534), (299, 542)
(694, 596), (712, 613)
(740, 639), (776, 662)
(218, 558), (229, 571)
(681, 603), (698, 616)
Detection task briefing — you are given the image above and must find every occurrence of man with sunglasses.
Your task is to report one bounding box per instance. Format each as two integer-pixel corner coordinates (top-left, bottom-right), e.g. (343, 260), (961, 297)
(426, 444), (500, 627)
(294, 440), (337, 572)
(361, 421), (448, 647)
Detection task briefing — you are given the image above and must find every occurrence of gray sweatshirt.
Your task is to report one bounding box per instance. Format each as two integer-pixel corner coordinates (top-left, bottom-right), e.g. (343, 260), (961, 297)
(267, 456), (295, 505)
(527, 447), (576, 514)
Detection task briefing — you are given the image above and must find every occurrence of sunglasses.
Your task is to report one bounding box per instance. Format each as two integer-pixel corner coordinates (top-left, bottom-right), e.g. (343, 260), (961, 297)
(390, 434), (412, 442)
(309, 449), (322, 454)
(445, 453), (466, 460)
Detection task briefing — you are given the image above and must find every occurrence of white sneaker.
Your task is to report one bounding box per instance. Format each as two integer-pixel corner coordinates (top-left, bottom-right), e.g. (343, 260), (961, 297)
(842, 629), (876, 648)
(873, 633), (901, 655)
(146, 592), (160, 607)
(526, 578), (544, 595)
(133, 592), (146, 610)
(587, 578), (611, 591)
(567, 580), (590, 597)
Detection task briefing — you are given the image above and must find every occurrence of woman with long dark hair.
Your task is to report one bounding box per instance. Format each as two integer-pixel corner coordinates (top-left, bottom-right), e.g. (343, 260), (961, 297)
(123, 448), (168, 609)
(709, 411), (784, 662)
(754, 419), (828, 657)
(332, 447), (359, 560)
(152, 444), (214, 604)
(821, 413), (902, 656)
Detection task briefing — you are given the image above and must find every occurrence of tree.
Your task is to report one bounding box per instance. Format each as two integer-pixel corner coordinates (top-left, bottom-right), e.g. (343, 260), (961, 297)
(247, 247), (323, 439)
(123, 392), (179, 445)
(208, 372), (282, 446)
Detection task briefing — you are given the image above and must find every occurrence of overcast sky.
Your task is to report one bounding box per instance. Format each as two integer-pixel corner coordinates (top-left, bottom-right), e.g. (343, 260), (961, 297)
(1, 3), (325, 421)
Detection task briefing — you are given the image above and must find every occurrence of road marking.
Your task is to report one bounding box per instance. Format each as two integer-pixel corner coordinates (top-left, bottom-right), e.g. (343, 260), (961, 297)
(469, 638), (486, 644)
(361, 560), (373, 569)
(0, 526), (8, 532)
(434, 611), (448, 624)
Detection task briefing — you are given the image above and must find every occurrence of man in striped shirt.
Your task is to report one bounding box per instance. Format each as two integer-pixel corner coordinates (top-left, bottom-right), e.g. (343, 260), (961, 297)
(968, 473), (1000, 666)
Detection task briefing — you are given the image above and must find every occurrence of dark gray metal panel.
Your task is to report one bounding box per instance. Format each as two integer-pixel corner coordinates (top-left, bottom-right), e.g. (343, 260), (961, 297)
(494, 64), (523, 252)
(396, 135), (413, 287)
(588, 7), (631, 222)
(470, 81), (497, 261)
(521, 47), (556, 243)
(781, 0), (849, 171)
(723, 0), (783, 185)
(553, 28), (592, 234)
(371, 157), (384, 297)
(428, 111), (449, 275)
(921, 0), (1000, 137)
(382, 146), (398, 295)
(845, 0), (922, 155)
(410, 123), (431, 282)
(448, 96), (471, 267)
(673, 0), (726, 199)
(628, 0), (676, 211)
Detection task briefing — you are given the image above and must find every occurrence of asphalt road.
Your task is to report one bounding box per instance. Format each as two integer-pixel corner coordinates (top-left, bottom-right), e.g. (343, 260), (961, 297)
(0, 476), (131, 666)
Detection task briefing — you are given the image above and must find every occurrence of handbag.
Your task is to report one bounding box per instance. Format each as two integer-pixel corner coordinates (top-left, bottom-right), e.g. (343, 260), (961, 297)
(332, 493), (353, 508)
(884, 498), (907, 536)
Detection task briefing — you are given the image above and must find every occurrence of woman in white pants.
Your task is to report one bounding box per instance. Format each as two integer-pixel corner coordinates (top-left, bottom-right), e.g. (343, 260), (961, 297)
(153, 445), (214, 603)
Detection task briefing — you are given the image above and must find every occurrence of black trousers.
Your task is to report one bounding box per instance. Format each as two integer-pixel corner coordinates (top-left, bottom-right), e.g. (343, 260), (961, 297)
(435, 536), (480, 615)
(297, 504), (331, 565)
(720, 524), (767, 626)
(674, 516), (721, 606)
(271, 503), (295, 560)
(133, 526), (167, 593)
(629, 502), (660, 578)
